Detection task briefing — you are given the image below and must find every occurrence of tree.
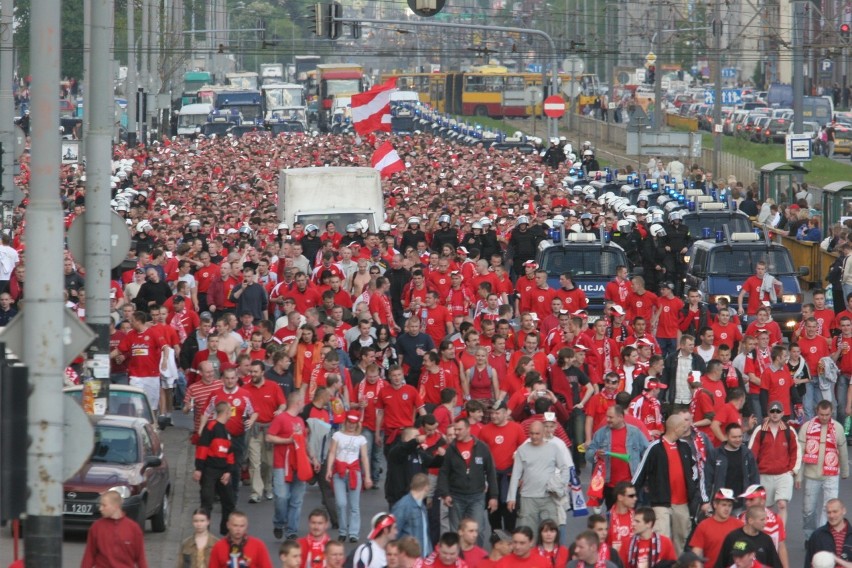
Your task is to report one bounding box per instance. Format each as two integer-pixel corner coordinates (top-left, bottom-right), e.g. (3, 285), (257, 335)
(13, 0), (85, 79)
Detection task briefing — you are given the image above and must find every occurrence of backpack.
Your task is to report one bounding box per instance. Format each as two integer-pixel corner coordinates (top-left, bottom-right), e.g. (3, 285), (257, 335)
(756, 425), (792, 449)
(344, 543), (373, 568)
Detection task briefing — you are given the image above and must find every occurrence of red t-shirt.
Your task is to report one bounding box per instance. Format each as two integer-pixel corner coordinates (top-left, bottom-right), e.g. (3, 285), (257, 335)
(813, 308), (836, 338)
(740, 276), (765, 315)
(424, 305), (453, 345)
(299, 534), (329, 568)
(376, 384), (424, 431)
(556, 287), (588, 311)
(712, 403), (743, 446)
(700, 377), (727, 409)
(798, 334), (831, 376)
(609, 425), (631, 485)
(608, 509), (635, 552)
(655, 296), (685, 339)
(434, 404), (453, 434)
(268, 411), (304, 469)
(628, 291), (658, 321)
(479, 421), (527, 471)
(244, 380), (286, 424)
(760, 366), (794, 415)
(456, 438), (475, 466)
(711, 320), (743, 349)
(495, 550), (551, 568)
(619, 534), (676, 568)
(689, 516), (744, 568)
(118, 328), (166, 377)
(587, 392), (617, 434)
(663, 439), (688, 504)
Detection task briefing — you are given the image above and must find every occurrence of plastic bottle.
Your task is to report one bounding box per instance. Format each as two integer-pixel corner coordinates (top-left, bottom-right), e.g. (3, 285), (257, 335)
(845, 416), (851, 437)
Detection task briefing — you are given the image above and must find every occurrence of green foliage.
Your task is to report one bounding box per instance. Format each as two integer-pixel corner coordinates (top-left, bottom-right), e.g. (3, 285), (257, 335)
(13, 0), (85, 79)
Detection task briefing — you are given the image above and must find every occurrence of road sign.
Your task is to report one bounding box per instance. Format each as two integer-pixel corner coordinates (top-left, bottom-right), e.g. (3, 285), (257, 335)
(66, 210), (132, 269)
(821, 59), (834, 78)
(786, 134), (813, 161)
(0, 309), (97, 368)
(526, 63), (543, 73)
(525, 86), (543, 106)
(543, 95), (566, 118)
(63, 396), (94, 481)
(704, 89), (742, 105)
(562, 56), (585, 75)
(722, 67), (737, 79)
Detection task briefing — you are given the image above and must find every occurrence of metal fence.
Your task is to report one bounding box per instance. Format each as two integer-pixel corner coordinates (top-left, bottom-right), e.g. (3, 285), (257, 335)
(700, 148), (757, 185)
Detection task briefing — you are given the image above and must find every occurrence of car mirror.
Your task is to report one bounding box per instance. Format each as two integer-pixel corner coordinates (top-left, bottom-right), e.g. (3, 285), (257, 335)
(143, 455), (162, 469)
(799, 266), (810, 277)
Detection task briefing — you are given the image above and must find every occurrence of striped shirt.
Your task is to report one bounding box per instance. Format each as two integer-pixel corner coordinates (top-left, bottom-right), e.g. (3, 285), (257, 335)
(184, 380), (222, 433)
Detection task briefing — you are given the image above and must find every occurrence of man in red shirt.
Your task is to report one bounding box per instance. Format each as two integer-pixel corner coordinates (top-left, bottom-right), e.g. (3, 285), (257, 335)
(495, 526), (550, 568)
(737, 261), (780, 317)
(112, 310), (168, 411)
(627, 276), (658, 323)
(267, 392), (311, 540)
(423, 290), (454, 346)
(298, 508), (331, 568)
(207, 261), (239, 317)
(604, 265), (632, 310)
(812, 290), (836, 338)
(376, 365), (427, 448)
(798, 317), (832, 381)
(515, 260), (539, 316)
(208, 511), (273, 568)
(244, 360), (286, 503)
(688, 488), (743, 568)
(745, 331), (774, 421)
(585, 372), (620, 443)
(653, 282), (684, 357)
(370, 277), (399, 334)
(711, 307), (743, 350)
(195, 251), (220, 313)
(607, 481), (638, 556)
(711, 388), (751, 446)
(745, 308), (783, 347)
(556, 271), (588, 312)
(760, 346), (797, 419)
(620, 507), (676, 568)
(479, 400), (526, 532)
(288, 272), (323, 314)
(529, 269), (557, 318)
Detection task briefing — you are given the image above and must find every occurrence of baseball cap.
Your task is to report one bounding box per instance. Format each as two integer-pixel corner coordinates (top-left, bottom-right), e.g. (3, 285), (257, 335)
(573, 344), (589, 352)
(523, 260), (539, 268)
(644, 377), (667, 390)
(768, 401), (783, 413)
(490, 530), (512, 545)
(739, 484), (766, 499)
(346, 413), (361, 422)
(730, 540), (755, 557)
(713, 488), (736, 501)
(543, 412), (557, 422)
(610, 305), (626, 316)
(678, 551), (709, 566)
(660, 281), (675, 290)
(368, 513), (396, 540)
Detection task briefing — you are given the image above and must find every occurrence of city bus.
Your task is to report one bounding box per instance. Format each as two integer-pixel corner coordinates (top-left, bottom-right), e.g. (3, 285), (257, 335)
(378, 72), (448, 110)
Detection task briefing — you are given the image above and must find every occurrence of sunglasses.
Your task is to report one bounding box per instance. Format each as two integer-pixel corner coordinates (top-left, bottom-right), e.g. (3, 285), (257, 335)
(624, 493), (638, 498)
(769, 409), (783, 414)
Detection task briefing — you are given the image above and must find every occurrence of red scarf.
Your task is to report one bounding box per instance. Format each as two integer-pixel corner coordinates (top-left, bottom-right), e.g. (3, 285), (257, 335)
(628, 534), (661, 568)
(691, 428), (708, 464)
(357, 377), (385, 420)
(804, 419), (840, 476)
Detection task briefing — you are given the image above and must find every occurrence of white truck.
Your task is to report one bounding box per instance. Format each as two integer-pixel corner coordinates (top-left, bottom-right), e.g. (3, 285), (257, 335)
(176, 103), (214, 137)
(260, 63), (285, 86)
(278, 167), (385, 232)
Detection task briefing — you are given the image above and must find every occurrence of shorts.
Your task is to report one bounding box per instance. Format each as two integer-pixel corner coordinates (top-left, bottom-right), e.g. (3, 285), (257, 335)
(160, 375), (176, 389)
(129, 376), (161, 411)
(760, 472), (794, 505)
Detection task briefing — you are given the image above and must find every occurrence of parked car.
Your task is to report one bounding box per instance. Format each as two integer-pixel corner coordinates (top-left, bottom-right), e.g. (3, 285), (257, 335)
(64, 384), (156, 426)
(834, 125), (852, 156)
(63, 415), (171, 532)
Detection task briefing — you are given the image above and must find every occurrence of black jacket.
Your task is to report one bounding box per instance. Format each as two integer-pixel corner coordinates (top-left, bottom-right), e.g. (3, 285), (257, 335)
(508, 228), (541, 265)
(479, 230), (500, 262)
(663, 351), (707, 404)
(632, 437), (708, 515)
(435, 438), (498, 500)
(806, 520), (852, 568)
(385, 437), (444, 506)
(431, 228), (459, 253)
(401, 229), (428, 253)
(705, 444), (760, 501)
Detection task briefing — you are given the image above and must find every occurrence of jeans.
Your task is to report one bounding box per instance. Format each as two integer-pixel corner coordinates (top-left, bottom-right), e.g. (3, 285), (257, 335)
(804, 382), (818, 422)
(333, 471), (363, 538)
(803, 475), (840, 537)
(272, 469), (307, 533)
(837, 375), (851, 424)
(749, 393), (764, 423)
(448, 492), (489, 547)
(174, 371), (187, 409)
(361, 428), (386, 484)
(657, 337), (677, 358)
(843, 284), (852, 306)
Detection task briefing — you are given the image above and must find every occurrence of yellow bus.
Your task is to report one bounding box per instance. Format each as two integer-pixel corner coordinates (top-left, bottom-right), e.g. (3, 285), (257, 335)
(379, 72), (448, 110)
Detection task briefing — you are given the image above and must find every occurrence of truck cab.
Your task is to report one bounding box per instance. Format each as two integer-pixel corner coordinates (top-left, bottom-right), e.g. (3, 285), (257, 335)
(536, 231), (630, 320)
(685, 230), (807, 331)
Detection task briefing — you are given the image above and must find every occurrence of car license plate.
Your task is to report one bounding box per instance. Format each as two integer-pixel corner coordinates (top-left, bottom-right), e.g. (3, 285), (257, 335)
(64, 503), (93, 515)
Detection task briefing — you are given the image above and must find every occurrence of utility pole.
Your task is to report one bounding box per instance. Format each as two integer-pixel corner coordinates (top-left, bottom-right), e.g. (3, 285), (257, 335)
(81, 0), (91, 161)
(653, 0), (664, 130)
(141, 0), (149, 145)
(712, 0), (722, 181)
(0, 0), (14, 207)
(127, 0), (138, 147)
(792, 0), (805, 133)
(24, 0), (65, 564)
(85, 0), (115, 357)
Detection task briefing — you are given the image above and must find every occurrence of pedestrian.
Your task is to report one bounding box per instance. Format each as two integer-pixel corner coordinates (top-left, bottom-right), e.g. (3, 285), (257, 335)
(805, 498), (852, 567)
(536, 519), (569, 566)
(208, 511), (273, 568)
(620, 507), (676, 568)
(421, 532), (469, 567)
(507, 421), (571, 532)
(229, 266), (268, 323)
(495, 526), (550, 567)
(267, 391), (311, 541)
(279, 540), (302, 568)
(747, 404), (798, 525)
(80, 490), (148, 568)
(662, 334), (707, 412)
(798, 399), (849, 538)
(705, 423), (760, 505)
(632, 414), (710, 552)
(352, 513), (399, 568)
(177, 508), (219, 568)
(297, 509), (331, 567)
(392, 473), (432, 557)
(436, 417), (498, 544)
(458, 518), (488, 567)
(324, 540), (347, 568)
(714, 506), (782, 568)
(244, 359), (286, 503)
(376, 364), (427, 452)
(736, 485), (790, 568)
(194, 400), (236, 535)
(568, 530), (620, 568)
(586, 405), (650, 509)
(478, 399), (526, 532)
(325, 413), (373, 542)
(688, 488), (743, 568)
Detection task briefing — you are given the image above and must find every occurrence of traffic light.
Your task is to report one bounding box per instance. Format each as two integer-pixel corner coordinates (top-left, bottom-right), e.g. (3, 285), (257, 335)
(327, 2), (343, 40)
(842, 23), (851, 43)
(0, 360), (29, 523)
(314, 3), (324, 36)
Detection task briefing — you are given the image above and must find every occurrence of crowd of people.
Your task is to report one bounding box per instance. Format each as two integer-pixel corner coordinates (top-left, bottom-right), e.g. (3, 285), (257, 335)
(9, 128), (849, 568)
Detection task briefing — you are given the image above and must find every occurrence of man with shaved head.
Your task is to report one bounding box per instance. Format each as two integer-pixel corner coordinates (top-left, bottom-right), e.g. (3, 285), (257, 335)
(632, 414), (710, 552)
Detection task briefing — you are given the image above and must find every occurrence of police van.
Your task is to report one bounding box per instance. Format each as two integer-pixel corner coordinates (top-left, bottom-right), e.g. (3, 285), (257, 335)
(536, 229), (631, 321)
(678, 199), (752, 238)
(684, 229), (807, 330)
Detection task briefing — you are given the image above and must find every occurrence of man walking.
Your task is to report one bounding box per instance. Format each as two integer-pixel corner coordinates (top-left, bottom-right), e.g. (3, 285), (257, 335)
(507, 421), (572, 531)
(688, 488), (743, 568)
(798, 399), (849, 538)
(805, 498), (852, 567)
(436, 418), (499, 545)
(586, 405), (650, 509)
(267, 391), (311, 540)
(748, 403), (799, 524)
(706, 423), (760, 503)
(80, 490), (148, 567)
(244, 359), (286, 503)
(194, 400), (236, 536)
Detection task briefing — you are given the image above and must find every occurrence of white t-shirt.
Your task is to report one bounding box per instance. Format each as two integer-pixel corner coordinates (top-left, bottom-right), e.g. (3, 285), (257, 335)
(353, 541), (386, 568)
(332, 431), (367, 464)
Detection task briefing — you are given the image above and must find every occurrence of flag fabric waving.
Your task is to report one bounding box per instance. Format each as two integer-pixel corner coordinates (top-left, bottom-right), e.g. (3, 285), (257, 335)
(351, 78), (397, 135)
(371, 142), (405, 178)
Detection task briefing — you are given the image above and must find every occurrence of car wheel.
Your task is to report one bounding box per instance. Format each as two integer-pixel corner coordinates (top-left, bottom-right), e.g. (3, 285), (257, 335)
(151, 490), (170, 533)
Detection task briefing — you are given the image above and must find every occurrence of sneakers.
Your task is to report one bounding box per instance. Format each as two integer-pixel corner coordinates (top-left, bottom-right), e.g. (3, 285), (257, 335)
(338, 535), (346, 542)
(248, 495), (260, 504)
(264, 491), (274, 501)
(273, 528), (283, 540)
(349, 537), (359, 543)
(287, 533), (297, 540)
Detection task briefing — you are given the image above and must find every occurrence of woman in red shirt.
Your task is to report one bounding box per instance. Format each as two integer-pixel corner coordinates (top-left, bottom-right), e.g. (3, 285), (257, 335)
(288, 324), (324, 390)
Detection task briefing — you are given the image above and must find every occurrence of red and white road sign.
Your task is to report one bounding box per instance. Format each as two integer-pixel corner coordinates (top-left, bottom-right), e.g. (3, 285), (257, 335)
(543, 95), (566, 118)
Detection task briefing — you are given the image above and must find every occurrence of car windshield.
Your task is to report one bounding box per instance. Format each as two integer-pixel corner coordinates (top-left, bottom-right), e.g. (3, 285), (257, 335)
(683, 214), (753, 236)
(91, 426), (138, 465)
(297, 213), (373, 233)
(65, 389), (154, 424)
(541, 248), (624, 276)
(708, 249), (795, 275)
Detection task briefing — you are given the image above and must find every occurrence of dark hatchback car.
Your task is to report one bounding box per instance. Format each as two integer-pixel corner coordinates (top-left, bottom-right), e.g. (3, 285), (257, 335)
(63, 415), (171, 532)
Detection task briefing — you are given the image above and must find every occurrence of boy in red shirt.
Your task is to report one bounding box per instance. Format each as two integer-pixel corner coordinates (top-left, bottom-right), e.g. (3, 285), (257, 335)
(620, 507), (676, 568)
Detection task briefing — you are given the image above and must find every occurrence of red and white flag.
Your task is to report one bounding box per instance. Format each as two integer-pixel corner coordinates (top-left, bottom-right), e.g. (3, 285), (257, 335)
(351, 78), (396, 135)
(371, 142), (405, 178)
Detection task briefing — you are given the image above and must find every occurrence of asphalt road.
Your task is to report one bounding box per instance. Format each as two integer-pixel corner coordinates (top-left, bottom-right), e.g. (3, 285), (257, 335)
(0, 411), (833, 567)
